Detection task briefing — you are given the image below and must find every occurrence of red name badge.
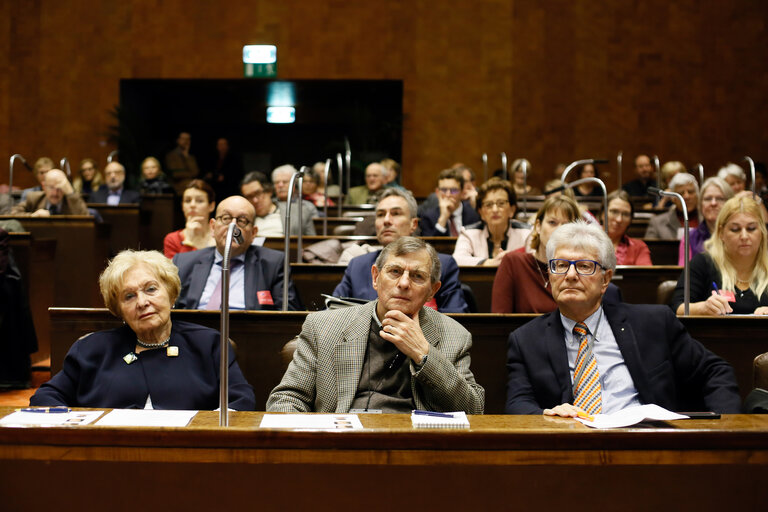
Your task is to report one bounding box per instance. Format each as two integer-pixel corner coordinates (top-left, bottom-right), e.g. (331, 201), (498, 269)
(425, 298), (438, 310)
(257, 290), (274, 305)
(717, 290), (736, 303)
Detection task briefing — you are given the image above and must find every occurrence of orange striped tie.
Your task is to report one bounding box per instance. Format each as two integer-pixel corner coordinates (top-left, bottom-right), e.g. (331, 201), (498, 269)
(572, 322), (602, 415)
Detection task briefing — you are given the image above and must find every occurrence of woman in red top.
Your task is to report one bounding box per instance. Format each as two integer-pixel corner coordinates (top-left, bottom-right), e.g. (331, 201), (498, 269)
(603, 190), (652, 265)
(163, 180), (216, 258)
(491, 195), (581, 313)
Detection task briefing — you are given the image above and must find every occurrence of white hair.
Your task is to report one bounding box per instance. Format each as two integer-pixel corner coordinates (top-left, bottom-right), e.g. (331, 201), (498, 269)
(272, 164), (297, 182)
(717, 163), (746, 182)
(668, 172), (700, 196)
(546, 221), (617, 271)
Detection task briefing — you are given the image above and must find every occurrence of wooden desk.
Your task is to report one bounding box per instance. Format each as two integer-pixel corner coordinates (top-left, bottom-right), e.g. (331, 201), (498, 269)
(0, 409), (766, 510)
(645, 238), (680, 265)
(138, 194), (178, 252)
(49, 309), (768, 414)
(88, 203), (140, 255)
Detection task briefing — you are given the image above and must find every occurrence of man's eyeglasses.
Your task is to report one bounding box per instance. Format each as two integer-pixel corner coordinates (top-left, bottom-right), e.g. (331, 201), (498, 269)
(481, 199), (510, 210)
(549, 259), (604, 276)
(381, 264), (430, 285)
(215, 215), (252, 228)
(438, 187), (461, 196)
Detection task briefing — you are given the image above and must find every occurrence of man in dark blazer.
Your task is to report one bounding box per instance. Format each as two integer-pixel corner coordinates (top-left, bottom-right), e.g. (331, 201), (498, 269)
(11, 169), (88, 216)
(173, 195), (301, 311)
(419, 168), (480, 237)
(89, 162), (141, 204)
(506, 221), (740, 416)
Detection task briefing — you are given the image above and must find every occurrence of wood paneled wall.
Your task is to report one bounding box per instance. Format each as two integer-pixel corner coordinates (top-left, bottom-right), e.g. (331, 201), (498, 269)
(2, 0), (767, 196)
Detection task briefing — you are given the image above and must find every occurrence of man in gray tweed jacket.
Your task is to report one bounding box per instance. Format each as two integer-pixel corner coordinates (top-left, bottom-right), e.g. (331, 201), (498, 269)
(267, 236), (484, 414)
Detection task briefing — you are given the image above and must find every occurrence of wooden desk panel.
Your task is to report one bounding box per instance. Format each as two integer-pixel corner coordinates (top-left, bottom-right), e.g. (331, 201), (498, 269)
(88, 204), (140, 256)
(0, 410), (766, 510)
(138, 194), (178, 252)
(49, 309), (768, 414)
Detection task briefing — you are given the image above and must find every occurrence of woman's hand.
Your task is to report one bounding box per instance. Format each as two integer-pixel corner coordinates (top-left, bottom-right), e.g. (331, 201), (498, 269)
(695, 291), (733, 316)
(482, 249), (508, 267)
(754, 306), (768, 315)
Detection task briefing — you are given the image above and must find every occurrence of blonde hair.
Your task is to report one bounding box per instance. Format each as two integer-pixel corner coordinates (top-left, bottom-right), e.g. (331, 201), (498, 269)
(704, 196), (768, 298)
(99, 250), (181, 318)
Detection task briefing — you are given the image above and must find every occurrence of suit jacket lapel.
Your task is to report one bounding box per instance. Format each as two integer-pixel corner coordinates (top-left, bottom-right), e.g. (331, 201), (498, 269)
(334, 301), (374, 412)
(604, 304), (654, 404)
(543, 310), (573, 404)
(188, 250), (215, 309)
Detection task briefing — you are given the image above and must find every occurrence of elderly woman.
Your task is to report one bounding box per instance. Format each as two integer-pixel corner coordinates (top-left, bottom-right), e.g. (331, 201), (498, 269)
(645, 172), (700, 240)
(603, 190), (652, 265)
(453, 178), (531, 266)
(139, 156), (175, 195)
(302, 166), (335, 207)
(72, 158), (104, 196)
(511, 159), (541, 197)
(678, 177), (734, 264)
(30, 250), (255, 409)
(491, 195), (581, 313)
(163, 179), (216, 258)
(718, 163), (747, 194)
(671, 196), (768, 316)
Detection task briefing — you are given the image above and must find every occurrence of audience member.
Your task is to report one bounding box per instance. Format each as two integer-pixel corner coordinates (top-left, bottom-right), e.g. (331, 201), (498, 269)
(420, 168), (480, 237)
(345, 162), (386, 205)
(267, 236), (484, 413)
(511, 159), (541, 197)
(718, 163), (746, 194)
(381, 158), (403, 188)
(302, 166), (335, 207)
(12, 169), (88, 216)
(205, 137), (242, 200)
(603, 190), (652, 265)
(672, 196), (768, 316)
(30, 250), (255, 409)
(505, 221), (741, 415)
(657, 161), (686, 209)
(644, 172), (699, 240)
(163, 180), (216, 258)
(272, 165), (318, 235)
(241, 171), (283, 236)
(139, 157), (175, 195)
(173, 195), (301, 310)
(20, 157), (54, 201)
(679, 177), (733, 264)
(72, 158), (104, 196)
(622, 154), (657, 199)
(165, 131), (200, 195)
(311, 161), (341, 198)
(456, 164), (478, 210)
(453, 178), (531, 266)
(89, 162), (141, 204)
(572, 163), (604, 197)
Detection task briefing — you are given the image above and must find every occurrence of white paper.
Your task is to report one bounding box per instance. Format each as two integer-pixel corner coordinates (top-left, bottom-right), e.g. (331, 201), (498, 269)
(95, 409), (197, 427)
(576, 404), (688, 429)
(411, 411), (470, 429)
(0, 410), (104, 427)
(260, 414), (363, 430)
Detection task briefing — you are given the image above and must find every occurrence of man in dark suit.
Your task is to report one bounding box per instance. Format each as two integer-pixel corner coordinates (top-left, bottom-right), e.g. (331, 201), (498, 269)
(506, 221), (740, 416)
(419, 167), (480, 236)
(89, 162), (141, 204)
(11, 169), (88, 216)
(173, 195), (301, 310)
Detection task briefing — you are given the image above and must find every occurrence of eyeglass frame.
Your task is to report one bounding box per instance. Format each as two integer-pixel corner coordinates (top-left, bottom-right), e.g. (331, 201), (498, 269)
(215, 214), (253, 228)
(481, 199), (511, 210)
(548, 258), (605, 276)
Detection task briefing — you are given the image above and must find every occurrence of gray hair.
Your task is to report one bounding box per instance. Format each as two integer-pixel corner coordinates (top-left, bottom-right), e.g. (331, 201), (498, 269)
(377, 188), (418, 218)
(668, 172), (700, 196)
(717, 163), (746, 182)
(700, 177), (734, 201)
(271, 164), (297, 182)
(374, 236), (441, 284)
(546, 221), (617, 271)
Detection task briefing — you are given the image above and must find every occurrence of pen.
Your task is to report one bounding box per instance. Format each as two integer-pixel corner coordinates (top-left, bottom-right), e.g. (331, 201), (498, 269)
(576, 411), (594, 422)
(18, 407), (71, 413)
(712, 281), (720, 294)
(412, 410), (455, 418)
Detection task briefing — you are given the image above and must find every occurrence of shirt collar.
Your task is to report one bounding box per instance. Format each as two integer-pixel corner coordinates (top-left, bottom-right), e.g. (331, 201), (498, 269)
(560, 306), (604, 345)
(214, 250), (247, 266)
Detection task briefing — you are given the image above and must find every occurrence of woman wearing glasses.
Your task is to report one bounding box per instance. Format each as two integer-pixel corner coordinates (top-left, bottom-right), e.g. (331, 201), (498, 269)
(163, 180), (216, 258)
(602, 190), (652, 265)
(452, 178), (531, 266)
(678, 177), (734, 264)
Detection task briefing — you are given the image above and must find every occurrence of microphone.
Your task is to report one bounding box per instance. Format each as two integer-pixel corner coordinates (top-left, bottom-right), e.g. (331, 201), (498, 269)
(232, 226), (244, 245)
(21, 157), (32, 171)
(593, 159), (609, 165)
(647, 186), (662, 196)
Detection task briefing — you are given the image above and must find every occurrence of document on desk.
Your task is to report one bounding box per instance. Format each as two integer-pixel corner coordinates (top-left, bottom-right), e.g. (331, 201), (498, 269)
(260, 414), (364, 430)
(95, 409), (197, 427)
(576, 404), (688, 429)
(0, 410), (104, 427)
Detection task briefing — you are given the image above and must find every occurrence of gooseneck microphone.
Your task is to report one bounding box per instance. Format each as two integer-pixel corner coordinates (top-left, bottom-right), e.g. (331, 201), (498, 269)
(561, 158), (609, 184)
(648, 186), (689, 315)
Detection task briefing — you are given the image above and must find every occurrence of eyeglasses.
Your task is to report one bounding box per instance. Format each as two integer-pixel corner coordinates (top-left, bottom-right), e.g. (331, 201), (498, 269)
(549, 259), (604, 276)
(702, 195), (726, 204)
(380, 264), (430, 285)
(438, 187), (461, 196)
(215, 214), (252, 228)
(607, 208), (632, 219)
(244, 189), (266, 200)
(481, 199), (510, 210)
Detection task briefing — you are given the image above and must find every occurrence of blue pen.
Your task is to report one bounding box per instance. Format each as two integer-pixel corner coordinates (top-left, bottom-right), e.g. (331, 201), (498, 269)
(412, 410), (454, 418)
(712, 281), (720, 294)
(19, 407), (71, 413)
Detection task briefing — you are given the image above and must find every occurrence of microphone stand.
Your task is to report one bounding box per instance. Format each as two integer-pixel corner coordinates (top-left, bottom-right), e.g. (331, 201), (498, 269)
(520, 159), (529, 218)
(561, 158), (609, 184)
(283, 167), (305, 311)
(565, 177), (608, 232)
(336, 153), (344, 217)
(617, 151), (623, 190)
(744, 156), (756, 196)
(8, 154), (29, 208)
(60, 157), (71, 179)
(107, 150), (118, 163)
(652, 155), (661, 182)
(482, 153), (488, 182)
(500, 152), (508, 181)
(322, 158), (331, 236)
(649, 187), (689, 315)
(219, 221), (244, 426)
(344, 137), (351, 199)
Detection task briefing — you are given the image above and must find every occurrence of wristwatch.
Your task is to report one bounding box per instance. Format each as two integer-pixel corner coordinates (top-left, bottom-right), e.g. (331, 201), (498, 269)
(414, 353), (428, 370)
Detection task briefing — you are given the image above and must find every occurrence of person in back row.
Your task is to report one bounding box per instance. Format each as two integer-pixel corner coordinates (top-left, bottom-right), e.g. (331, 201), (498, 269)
(12, 169), (88, 216)
(419, 167), (481, 237)
(334, 188), (468, 313)
(89, 161), (141, 204)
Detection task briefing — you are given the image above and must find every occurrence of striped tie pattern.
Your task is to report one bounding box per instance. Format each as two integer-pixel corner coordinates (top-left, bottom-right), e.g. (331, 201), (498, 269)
(572, 322), (602, 415)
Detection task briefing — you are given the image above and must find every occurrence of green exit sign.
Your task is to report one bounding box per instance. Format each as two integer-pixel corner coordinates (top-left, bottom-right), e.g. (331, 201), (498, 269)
(243, 45), (277, 78)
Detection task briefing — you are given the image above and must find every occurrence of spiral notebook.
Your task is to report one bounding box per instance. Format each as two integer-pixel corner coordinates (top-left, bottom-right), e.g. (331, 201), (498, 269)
(411, 411), (470, 429)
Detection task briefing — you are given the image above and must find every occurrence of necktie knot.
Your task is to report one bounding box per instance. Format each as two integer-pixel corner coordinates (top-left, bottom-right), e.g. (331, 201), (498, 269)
(573, 322), (588, 339)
